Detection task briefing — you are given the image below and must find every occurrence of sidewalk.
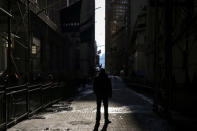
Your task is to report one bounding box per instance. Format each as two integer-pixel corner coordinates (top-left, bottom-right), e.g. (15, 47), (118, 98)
(8, 77), (172, 131)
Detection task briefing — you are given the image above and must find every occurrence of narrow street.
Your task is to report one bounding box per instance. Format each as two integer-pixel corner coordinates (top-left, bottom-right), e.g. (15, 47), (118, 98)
(1, 0), (197, 130)
(8, 76), (171, 131)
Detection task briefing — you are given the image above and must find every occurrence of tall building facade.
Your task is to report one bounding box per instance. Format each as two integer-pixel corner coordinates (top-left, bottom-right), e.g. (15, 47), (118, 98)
(105, 0), (130, 74)
(80, 0), (96, 79)
(106, 0), (197, 116)
(60, 0), (96, 81)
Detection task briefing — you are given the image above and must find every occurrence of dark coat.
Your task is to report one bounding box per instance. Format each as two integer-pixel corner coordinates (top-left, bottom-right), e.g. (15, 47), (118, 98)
(93, 73), (112, 98)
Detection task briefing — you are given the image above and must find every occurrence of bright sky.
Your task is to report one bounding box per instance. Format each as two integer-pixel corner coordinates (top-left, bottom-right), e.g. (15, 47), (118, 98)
(95, 0), (105, 67)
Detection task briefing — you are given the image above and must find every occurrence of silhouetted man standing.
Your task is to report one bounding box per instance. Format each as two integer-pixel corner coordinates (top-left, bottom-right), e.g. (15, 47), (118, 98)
(93, 68), (112, 124)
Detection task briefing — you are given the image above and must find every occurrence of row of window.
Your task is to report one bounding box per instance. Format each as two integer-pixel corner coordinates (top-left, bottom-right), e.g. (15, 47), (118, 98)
(111, 0), (128, 4)
(62, 22), (80, 27)
(109, 0), (129, 35)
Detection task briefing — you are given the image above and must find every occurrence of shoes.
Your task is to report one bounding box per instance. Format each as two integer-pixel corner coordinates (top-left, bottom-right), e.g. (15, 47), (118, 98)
(105, 120), (111, 124)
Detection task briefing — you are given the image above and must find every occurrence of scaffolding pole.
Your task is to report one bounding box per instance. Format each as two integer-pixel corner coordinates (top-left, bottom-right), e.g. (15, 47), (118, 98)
(0, 7), (13, 17)
(164, 0), (173, 118)
(27, 0), (30, 115)
(153, 0), (160, 113)
(5, 1), (12, 129)
(27, 0), (31, 82)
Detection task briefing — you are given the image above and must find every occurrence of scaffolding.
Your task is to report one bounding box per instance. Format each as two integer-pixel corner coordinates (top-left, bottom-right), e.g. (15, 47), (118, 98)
(0, 1), (73, 130)
(0, 0), (31, 85)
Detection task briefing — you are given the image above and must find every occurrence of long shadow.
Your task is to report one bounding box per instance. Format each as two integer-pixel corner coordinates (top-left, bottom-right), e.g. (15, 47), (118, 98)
(101, 122), (110, 131)
(93, 121), (111, 131)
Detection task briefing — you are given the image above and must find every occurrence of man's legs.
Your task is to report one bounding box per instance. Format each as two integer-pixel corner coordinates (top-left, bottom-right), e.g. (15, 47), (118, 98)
(103, 98), (109, 122)
(96, 97), (102, 122)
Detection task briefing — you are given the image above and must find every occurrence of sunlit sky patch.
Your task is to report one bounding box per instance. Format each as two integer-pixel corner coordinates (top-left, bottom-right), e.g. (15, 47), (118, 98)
(95, 0), (105, 67)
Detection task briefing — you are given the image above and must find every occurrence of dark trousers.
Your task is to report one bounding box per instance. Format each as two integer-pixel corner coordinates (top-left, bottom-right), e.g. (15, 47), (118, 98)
(96, 97), (109, 122)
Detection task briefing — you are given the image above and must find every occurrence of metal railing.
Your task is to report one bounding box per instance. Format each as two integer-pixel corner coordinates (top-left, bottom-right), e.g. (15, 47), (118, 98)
(0, 82), (63, 130)
(0, 85), (5, 130)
